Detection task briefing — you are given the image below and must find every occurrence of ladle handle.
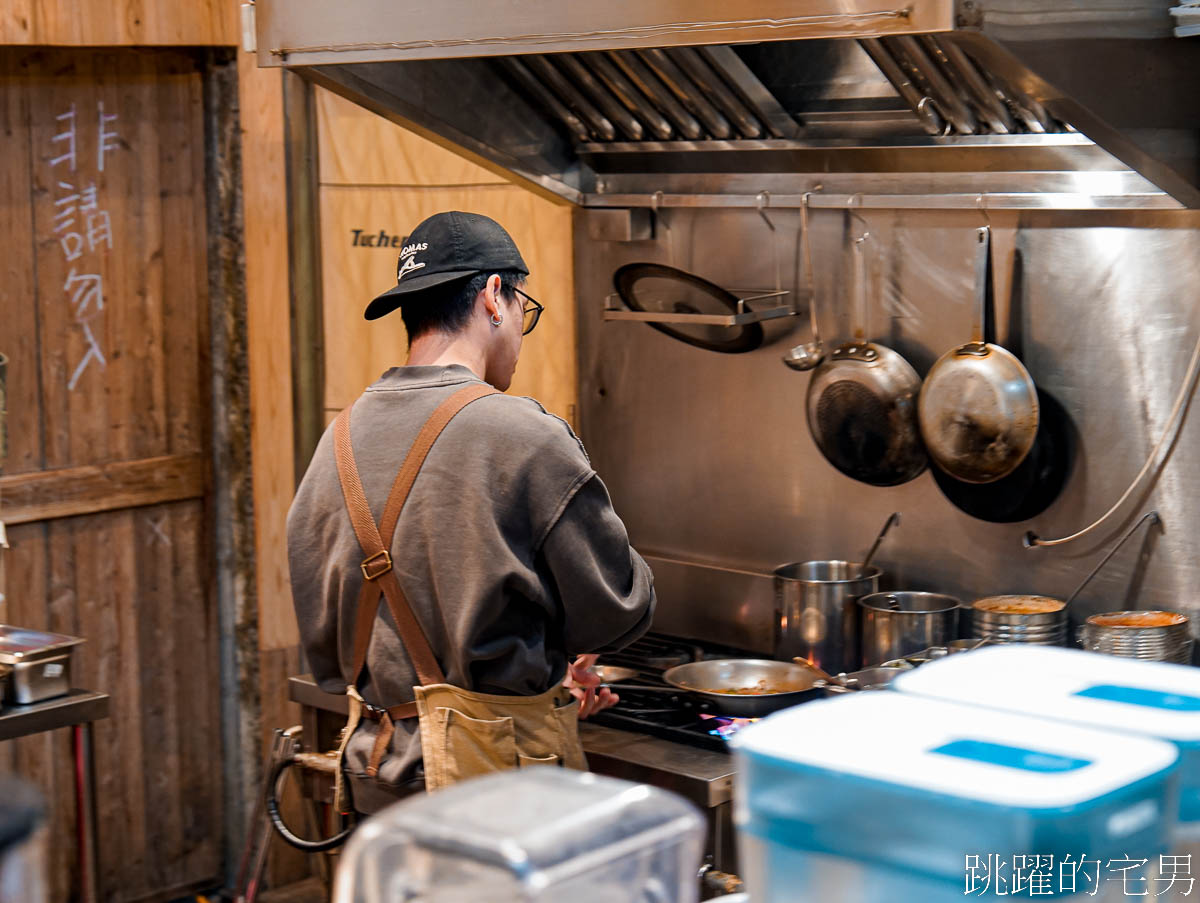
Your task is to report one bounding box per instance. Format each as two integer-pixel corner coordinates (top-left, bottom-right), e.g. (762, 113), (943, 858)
(800, 194), (819, 345)
(861, 512), (901, 576)
(1063, 511), (1161, 609)
(853, 229), (869, 342)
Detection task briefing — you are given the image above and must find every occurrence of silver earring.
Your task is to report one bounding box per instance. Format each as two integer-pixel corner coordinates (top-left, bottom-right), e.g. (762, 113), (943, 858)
(491, 313), (503, 326)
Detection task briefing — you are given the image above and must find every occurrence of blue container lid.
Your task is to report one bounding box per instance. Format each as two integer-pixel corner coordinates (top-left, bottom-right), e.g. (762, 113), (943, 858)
(895, 645), (1200, 820)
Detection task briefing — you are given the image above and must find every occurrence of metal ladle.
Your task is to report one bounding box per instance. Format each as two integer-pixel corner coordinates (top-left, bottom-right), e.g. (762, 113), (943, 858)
(860, 511), (901, 578)
(783, 193), (825, 371)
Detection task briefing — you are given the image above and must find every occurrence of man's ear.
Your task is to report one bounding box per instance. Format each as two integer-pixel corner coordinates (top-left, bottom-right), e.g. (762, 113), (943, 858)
(480, 273), (502, 316)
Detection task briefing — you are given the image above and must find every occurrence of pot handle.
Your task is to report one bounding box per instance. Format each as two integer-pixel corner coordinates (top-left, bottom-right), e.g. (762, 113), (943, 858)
(966, 225), (992, 349)
(1062, 511), (1161, 609)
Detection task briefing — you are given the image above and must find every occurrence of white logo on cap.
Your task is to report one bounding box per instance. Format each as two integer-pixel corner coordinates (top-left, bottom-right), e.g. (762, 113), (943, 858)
(397, 254), (426, 281)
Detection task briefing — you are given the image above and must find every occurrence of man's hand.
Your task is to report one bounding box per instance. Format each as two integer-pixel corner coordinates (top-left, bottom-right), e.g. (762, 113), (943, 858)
(563, 653), (620, 719)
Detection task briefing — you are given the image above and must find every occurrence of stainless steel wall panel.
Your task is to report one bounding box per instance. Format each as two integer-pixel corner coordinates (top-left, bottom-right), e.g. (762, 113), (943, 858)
(574, 207), (1200, 655)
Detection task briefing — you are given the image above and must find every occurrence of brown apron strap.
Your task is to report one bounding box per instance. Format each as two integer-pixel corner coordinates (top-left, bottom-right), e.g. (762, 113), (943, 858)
(365, 712), (394, 778)
(333, 383), (497, 694)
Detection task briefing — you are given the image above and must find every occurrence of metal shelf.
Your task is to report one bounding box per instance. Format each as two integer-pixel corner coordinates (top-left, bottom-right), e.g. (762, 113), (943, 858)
(603, 289), (794, 326)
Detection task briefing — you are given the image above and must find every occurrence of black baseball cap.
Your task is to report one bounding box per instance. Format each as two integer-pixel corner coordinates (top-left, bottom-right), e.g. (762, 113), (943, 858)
(364, 211), (529, 321)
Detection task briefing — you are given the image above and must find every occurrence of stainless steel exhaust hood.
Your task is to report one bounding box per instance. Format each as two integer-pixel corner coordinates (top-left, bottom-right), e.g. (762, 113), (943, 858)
(253, 0), (1200, 208)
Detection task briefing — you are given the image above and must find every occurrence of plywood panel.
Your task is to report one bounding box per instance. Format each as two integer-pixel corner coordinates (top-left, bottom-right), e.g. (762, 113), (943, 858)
(22, 50), (210, 470)
(0, 0), (237, 46)
(0, 453), (205, 524)
(319, 184), (577, 420)
(0, 48), (222, 903)
(237, 46), (298, 651)
(0, 51), (42, 476)
(316, 86), (505, 188)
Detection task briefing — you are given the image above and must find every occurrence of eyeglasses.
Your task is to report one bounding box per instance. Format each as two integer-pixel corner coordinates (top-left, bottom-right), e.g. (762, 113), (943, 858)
(513, 287), (544, 336)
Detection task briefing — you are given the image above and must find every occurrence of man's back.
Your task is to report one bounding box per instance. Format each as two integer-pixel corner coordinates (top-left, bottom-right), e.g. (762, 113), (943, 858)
(288, 363), (654, 804)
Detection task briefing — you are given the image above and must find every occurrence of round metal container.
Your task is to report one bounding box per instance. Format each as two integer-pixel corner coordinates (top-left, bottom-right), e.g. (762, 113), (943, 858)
(858, 591), (962, 668)
(774, 561), (881, 674)
(971, 595), (1067, 646)
(1079, 611), (1193, 664)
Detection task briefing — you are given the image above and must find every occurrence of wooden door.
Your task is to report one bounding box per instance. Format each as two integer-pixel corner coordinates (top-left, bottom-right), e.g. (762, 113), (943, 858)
(0, 48), (221, 902)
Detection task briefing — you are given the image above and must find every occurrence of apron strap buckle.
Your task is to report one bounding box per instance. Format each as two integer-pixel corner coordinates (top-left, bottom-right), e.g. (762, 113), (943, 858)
(360, 549), (393, 581)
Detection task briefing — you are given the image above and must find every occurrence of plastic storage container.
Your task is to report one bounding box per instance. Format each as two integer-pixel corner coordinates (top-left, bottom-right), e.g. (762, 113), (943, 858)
(332, 767), (705, 903)
(896, 645), (1200, 844)
(732, 693), (1179, 903)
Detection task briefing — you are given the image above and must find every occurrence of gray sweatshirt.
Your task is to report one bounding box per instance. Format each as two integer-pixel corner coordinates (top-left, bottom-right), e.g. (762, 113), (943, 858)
(287, 365), (654, 805)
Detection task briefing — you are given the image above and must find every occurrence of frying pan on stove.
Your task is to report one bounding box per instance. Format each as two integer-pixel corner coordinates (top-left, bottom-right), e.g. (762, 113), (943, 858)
(612, 263), (764, 353)
(805, 228), (926, 486)
(662, 659), (826, 717)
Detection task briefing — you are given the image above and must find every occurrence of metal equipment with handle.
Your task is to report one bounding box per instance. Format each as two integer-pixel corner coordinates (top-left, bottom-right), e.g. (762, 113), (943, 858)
(919, 226), (1039, 483)
(782, 193), (825, 371)
(804, 223), (926, 486)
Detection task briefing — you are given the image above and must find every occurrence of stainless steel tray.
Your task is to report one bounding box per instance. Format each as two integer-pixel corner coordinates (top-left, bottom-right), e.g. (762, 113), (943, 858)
(602, 289), (793, 326)
(0, 626), (84, 664)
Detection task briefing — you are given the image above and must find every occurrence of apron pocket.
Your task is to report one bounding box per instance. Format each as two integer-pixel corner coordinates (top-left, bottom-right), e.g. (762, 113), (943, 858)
(436, 707), (517, 788)
(551, 698), (588, 771)
(517, 752), (561, 768)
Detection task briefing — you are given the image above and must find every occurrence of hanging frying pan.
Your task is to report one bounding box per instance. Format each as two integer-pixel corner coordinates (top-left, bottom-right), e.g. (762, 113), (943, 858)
(932, 386), (1073, 522)
(919, 226), (1039, 483)
(932, 245), (1074, 522)
(805, 228), (926, 486)
(612, 263), (764, 353)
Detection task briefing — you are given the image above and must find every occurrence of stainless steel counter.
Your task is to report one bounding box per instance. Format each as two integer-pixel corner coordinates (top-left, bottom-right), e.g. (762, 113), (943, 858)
(579, 722), (734, 809)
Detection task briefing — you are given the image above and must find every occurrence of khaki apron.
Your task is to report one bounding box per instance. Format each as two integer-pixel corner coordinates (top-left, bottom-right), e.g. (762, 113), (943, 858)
(330, 384), (587, 808)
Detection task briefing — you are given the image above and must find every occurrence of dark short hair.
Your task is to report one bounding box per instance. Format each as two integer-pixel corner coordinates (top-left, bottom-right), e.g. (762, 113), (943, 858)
(400, 269), (526, 343)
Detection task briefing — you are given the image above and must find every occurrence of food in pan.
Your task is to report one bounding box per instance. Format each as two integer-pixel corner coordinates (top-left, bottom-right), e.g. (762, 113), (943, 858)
(705, 680), (787, 696)
(1089, 611), (1186, 628)
(972, 595), (1065, 614)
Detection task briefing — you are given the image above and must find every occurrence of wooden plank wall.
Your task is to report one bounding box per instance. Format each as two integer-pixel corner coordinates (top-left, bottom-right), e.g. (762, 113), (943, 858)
(315, 88), (578, 424)
(0, 0), (236, 45)
(0, 49), (222, 902)
(236, 39), (315, 890)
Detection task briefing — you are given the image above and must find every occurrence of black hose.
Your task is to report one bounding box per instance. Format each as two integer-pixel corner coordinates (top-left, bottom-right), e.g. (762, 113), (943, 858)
(265, 756), (356, 852)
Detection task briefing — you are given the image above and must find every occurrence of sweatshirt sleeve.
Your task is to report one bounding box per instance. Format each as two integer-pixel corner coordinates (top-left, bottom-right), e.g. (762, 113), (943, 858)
(286, 433), (348, 695)
(539, 473), (656, 655)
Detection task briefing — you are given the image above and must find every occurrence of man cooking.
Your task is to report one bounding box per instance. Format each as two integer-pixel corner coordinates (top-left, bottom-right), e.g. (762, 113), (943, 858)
(287, 211), (655, 813)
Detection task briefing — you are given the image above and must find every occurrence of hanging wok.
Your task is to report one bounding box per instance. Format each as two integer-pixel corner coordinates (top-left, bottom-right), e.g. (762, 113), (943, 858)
(805, 227), (926, 486)
(926, 234), (1072, 522)
(918, 226), (1039, 483)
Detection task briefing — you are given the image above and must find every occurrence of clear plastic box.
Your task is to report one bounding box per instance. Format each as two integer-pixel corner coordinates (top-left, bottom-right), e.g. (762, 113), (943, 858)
(333, 767), (705, 903)
(896, 644), (1200, 857)
(732, 693), (1180, 902)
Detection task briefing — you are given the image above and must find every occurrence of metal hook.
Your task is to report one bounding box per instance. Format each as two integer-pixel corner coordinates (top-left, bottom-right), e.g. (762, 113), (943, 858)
(651, 190), (674, 266)
(847, 193), (870, 242)
(756, 191), (782, 292)
(756, 190), (776, 232)
(976, 193), (991, 226)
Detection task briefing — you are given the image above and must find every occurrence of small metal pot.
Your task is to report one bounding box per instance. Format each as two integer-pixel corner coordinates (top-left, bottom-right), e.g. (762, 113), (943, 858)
(971, 595), (1067, 646)
(774, 561), (881, 674)
(858, 592), (962, 667)
(1078, 611), (1193, 664)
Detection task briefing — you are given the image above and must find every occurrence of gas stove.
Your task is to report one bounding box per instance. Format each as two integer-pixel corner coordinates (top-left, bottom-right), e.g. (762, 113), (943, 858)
(590, 634), (764, 753)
